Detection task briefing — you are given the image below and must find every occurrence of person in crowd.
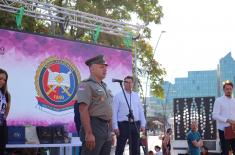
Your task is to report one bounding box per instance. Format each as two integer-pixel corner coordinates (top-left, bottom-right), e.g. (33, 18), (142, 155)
(112, 76), (146, 155)
(155, 145), (163, 155)
(162, 128), (172, 155)
(0, 68), (11, 155)
(148, 150), (154, 155)
(140, 133), (147, 153)
(186, 120), (203, 155)
(212, 81), (235, 155)
(77, 55), (113, 155)
(201, 146), (209, 155)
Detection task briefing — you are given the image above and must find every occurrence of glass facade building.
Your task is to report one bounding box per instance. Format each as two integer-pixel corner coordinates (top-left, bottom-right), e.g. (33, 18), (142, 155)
(148, 52), (235, 117)
(169, 70), (218, 101)
(218, 52), (235, 96)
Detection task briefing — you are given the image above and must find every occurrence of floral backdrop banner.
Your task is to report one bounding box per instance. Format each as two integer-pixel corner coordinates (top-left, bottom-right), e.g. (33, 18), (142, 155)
(0, 28), (132, 132)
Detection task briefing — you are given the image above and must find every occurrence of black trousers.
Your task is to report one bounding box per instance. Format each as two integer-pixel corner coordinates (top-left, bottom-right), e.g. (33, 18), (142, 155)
(115, 121), (140, 155)
(0, 120), (8, 155)
(218, 129), (235, 155)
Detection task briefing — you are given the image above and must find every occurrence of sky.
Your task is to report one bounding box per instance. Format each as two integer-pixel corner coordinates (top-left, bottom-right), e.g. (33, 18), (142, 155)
(148, 0), (235, 83)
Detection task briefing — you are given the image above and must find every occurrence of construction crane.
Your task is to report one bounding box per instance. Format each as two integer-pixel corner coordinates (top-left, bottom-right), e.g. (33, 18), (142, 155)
(0, 0), (143, 37)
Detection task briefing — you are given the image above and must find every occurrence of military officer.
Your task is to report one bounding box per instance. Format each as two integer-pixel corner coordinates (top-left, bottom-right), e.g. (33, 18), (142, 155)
(77, 55), (113, 155)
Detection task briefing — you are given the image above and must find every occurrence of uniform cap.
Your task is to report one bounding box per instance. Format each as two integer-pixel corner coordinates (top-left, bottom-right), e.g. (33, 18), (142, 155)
(85, 55), (108, 66)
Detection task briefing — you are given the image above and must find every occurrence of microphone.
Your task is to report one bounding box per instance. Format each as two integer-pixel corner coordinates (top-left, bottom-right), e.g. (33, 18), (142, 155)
(112, 78), (123, 83)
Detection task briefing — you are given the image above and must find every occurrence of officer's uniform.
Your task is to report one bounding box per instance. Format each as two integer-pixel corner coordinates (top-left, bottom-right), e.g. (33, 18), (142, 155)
(77, 55), (113, 155)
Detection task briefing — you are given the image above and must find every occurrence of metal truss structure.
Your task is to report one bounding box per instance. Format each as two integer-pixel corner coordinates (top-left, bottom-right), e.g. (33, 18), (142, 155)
(0, 0), (143, 37)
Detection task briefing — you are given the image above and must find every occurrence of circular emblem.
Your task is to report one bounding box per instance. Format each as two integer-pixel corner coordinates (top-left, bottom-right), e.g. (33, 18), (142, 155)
(35, 57), (80, 112)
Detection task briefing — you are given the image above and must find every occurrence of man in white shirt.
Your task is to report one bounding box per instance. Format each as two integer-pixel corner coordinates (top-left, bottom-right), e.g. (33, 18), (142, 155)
(112, 76), (146, 155)
(212, 81), (235, 155)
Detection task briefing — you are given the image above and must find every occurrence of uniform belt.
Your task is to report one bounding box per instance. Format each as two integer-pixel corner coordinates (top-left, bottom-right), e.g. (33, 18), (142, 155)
(90, 117), (110, 123)
(119, 120), (140, 124)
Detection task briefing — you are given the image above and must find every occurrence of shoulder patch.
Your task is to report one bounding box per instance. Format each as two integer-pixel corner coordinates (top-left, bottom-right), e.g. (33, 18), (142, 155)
(82, 78), (93, 82)
(78, 84), (86, 91)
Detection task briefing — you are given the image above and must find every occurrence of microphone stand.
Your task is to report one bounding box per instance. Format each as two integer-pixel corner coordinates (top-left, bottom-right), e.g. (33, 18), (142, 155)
(116, 82), (147, 155)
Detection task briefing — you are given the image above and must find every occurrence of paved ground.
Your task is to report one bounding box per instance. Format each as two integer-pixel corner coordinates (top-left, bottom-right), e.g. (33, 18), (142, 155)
(110, 136), (161, 155)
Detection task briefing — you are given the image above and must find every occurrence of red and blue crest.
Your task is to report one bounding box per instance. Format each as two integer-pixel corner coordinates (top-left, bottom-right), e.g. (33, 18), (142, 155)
(35, 57), (80, 112)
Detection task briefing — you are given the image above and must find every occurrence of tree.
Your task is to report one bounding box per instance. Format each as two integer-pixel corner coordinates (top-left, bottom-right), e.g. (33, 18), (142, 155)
(136, 39), (166, 98)
(0, 0), (166, 98)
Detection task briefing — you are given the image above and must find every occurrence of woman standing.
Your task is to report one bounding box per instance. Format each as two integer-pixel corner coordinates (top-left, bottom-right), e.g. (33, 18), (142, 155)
(0, 68), (11, 154)
(162, 128), (172, 155)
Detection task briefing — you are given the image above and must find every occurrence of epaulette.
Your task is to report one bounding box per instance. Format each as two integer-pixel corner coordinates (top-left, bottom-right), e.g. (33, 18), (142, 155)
(82, 78), (105, 85)
(101, 81), (107, 87)
(82, 78), (94, 82)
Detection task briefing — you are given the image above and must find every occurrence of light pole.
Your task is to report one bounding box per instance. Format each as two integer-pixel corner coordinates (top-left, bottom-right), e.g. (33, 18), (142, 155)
(162, 82), (176, 134)
(142, 30), (165, 154)
(144, 30), (166, 117)
(153, 30), (166, 57)
(162, 82), (170, 134)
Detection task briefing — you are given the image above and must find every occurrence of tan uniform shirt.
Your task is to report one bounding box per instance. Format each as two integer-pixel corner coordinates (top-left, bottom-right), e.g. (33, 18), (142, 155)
(77, 76), (113, 121)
